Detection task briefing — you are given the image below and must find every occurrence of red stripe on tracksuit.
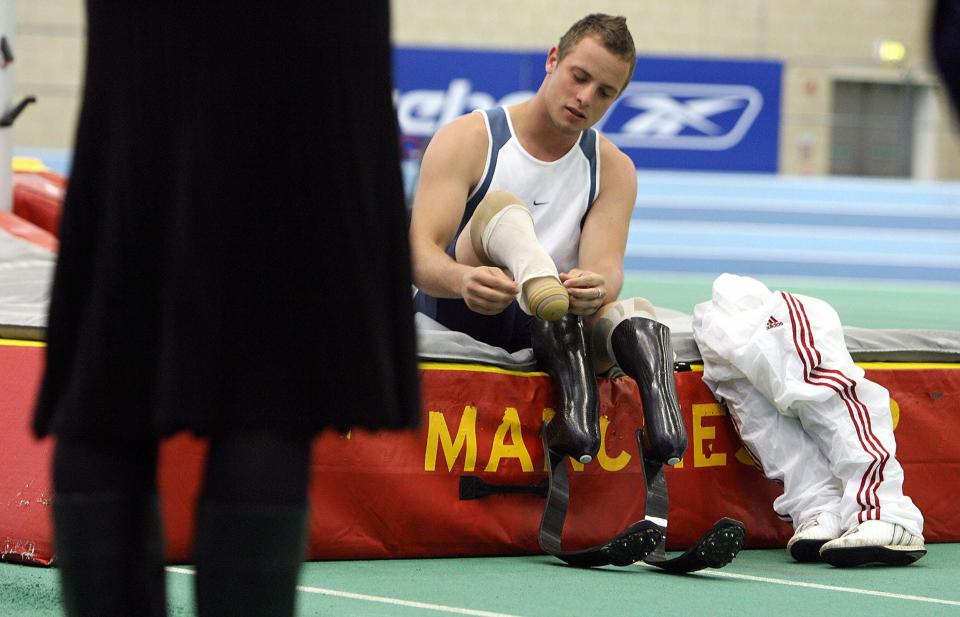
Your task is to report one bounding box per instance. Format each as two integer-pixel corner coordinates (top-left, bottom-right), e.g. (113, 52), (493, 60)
(789, 293), (890, 519)
(780, 292), (889, 523)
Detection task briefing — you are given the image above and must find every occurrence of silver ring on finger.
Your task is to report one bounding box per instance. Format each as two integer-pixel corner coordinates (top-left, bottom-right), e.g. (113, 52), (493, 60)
(595, 287), (603, 300)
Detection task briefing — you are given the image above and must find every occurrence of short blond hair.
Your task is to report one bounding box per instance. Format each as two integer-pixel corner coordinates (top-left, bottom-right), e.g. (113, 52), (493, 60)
(557, 14), (636, 91)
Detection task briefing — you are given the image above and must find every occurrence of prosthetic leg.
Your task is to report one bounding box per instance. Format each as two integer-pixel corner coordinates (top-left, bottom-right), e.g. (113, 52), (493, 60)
(532, 314), (600, 464)
(608, 315), (687, 465)
(532, 314), (664, 566)
(485, 301), (742, 571)
(601, 299), (744, 571)
(460, 190), (568, 320)
(638, 443), (746, 572)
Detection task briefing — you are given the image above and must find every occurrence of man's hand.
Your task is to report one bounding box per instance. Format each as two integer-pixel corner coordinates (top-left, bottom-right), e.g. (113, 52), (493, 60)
(561, 269), (607, 316)
(462, 266), (520, 315)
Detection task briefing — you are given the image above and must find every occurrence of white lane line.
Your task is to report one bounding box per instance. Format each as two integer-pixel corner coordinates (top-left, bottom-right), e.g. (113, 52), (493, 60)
(641, 565), (960, 607)
(627, 219), (960, 244)
(624, 244), (960, 269)
(170, 564), (960, 610)
(633, 196), (960, 218)
(293, 584), (528, 617)
(166, 566), (527, 617)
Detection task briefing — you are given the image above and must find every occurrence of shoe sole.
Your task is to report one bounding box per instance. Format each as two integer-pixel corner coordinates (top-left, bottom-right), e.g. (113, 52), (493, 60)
(820, 545), (927, 567)
(789, 539), (829, 563)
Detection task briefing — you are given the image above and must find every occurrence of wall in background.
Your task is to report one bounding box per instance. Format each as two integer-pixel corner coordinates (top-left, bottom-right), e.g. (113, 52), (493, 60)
(392, 0), (959, 179)
(11, 0), (960, 179)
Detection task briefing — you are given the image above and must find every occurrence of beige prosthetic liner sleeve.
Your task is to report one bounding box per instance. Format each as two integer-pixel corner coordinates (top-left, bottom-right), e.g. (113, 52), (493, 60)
(590, 297), (658, 373)
(469, 191), (569, 321)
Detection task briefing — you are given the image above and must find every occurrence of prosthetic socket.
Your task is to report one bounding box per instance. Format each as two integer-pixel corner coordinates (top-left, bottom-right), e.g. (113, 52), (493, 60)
(470, 193), (569, 321)
(533, 299), (687, 466)
(532, 314), (600, 464)
(597, 299), (688, 465)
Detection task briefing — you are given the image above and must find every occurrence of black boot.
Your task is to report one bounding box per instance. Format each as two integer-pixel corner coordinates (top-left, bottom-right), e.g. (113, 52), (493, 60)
(53, 493), (167, 617)
(610, 317), (687, 464)
(531, 314), (600, 463)
(193, 502), (308, 617)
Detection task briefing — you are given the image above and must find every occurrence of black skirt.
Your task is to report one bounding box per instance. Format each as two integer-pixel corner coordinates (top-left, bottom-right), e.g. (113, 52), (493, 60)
(33, 1), (420, 441)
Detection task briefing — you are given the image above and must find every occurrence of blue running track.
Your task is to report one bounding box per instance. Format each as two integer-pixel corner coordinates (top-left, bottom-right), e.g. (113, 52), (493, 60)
(628, 171), (960, 283)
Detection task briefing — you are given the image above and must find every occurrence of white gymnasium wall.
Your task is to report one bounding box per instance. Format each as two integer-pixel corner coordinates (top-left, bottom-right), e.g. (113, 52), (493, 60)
(12, 0), (960, 179)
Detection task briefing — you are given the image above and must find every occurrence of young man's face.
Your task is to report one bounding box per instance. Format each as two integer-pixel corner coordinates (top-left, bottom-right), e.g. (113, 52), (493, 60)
(543, 35), (633, 133)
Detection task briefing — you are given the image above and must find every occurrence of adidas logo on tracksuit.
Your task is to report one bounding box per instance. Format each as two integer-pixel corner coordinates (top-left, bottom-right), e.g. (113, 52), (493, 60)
(766, 316), (784, 330)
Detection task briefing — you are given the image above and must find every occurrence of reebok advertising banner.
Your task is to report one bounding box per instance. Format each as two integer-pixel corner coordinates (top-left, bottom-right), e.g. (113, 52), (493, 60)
(394, 47), (782, 173)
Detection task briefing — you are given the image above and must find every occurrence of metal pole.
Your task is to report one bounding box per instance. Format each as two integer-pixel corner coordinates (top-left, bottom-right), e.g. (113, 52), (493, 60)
(0, 0), (16, 212)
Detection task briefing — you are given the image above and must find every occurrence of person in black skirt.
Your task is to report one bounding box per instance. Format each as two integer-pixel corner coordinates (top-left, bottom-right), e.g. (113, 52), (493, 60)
(32, 2), (420, 616)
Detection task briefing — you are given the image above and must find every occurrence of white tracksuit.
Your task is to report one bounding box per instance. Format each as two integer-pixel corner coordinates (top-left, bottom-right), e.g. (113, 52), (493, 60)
(692, 274), (924, 536)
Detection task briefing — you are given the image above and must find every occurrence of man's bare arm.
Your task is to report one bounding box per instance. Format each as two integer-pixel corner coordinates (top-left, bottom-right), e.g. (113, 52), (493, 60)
(408, 113), (519, 312)
(564, 138), (637, 315)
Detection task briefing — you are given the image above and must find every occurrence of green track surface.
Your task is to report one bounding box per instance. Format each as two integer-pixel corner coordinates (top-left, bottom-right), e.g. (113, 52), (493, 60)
(621, 272), (960, 331)
(4, 545), (960, 617)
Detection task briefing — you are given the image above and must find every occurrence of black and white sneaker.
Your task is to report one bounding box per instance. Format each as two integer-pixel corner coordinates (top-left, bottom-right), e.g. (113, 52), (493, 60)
(787, 511), (841, 563)
(819, 520), (926, 567)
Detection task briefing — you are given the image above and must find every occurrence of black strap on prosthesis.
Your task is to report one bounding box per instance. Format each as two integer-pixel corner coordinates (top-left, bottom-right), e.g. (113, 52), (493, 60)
(536, 428), (746, 573)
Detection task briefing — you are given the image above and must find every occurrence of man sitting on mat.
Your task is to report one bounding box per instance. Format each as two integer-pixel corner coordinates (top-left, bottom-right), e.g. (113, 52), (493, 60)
(409, 13), (685, 472)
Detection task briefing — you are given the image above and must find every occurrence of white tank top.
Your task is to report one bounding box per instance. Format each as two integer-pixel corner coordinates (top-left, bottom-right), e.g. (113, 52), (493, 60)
(460, 107), (600, 273)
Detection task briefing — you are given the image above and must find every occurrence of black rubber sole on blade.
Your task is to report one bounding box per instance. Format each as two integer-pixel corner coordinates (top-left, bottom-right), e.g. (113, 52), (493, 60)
(697, 522), (747, 569)
(556, 523), (663, 568)
(645, 518), (746, 573)
(820, 545), (927, 568)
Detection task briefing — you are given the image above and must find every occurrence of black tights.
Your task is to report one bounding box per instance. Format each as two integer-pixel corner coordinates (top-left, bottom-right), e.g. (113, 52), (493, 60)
(54, 431), (312, 506)
(53, 432), (312, 617)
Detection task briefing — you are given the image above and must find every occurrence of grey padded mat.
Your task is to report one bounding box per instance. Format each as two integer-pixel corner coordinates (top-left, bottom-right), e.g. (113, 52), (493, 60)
(4, 229), (959, 365)
(415, 309), (960, 369)
(0, 228), (53, 341)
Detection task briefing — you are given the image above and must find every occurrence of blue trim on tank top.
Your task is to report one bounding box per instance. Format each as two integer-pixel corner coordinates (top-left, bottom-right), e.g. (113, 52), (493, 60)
(578, 128), (598, 230)
(445, 108), (511, 258)
(459, 108), (511, 230)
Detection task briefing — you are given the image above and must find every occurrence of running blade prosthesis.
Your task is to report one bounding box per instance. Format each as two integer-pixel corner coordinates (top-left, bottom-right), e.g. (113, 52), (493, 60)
(538, 429), (746, 573)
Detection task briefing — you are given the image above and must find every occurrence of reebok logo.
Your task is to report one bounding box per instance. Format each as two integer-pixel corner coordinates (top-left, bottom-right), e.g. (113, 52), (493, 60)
(596, 81), (764, 151)
(766, 316), (784, 330)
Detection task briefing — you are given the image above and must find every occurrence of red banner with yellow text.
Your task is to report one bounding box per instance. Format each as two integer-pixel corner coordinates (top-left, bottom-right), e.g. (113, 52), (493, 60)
(2, 344), (958, 565)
